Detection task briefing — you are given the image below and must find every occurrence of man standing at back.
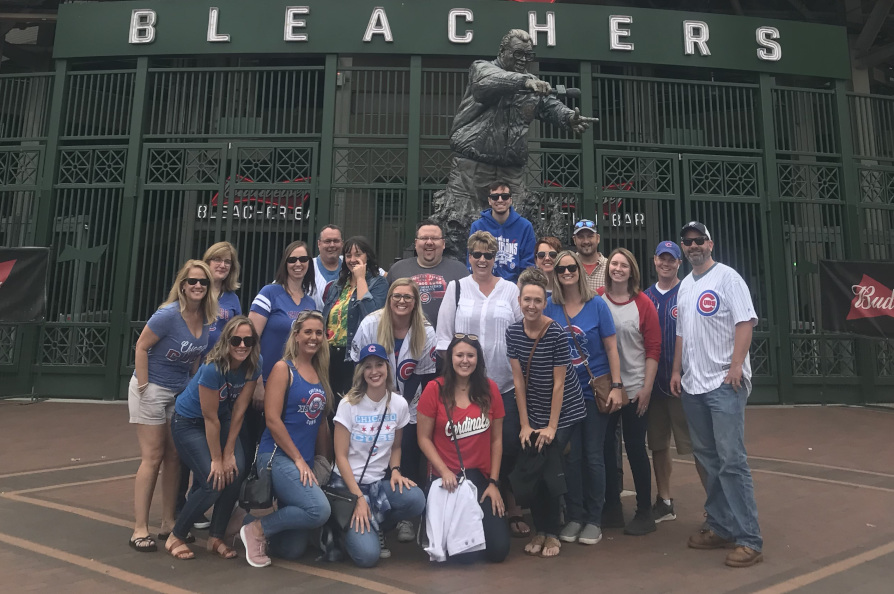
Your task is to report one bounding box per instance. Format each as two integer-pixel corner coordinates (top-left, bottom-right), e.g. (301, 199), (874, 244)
(572, 219), (608, 291)
(469, 181), (535, 282)
(671, 221), (763, 568)
(388, 220), (469, 329)
(312, 224), (343, 308)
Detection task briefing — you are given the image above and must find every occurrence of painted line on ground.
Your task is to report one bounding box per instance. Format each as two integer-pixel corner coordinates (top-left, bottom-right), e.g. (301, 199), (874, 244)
(747, 455), (894, 478)
(0, 531), (195, 594)
(3, 473), (137, 496)
(754, 540), (894, 594)
(2, 491), (135, 530)
(277, 559), (415, 594)
(0, 456), (140, 479)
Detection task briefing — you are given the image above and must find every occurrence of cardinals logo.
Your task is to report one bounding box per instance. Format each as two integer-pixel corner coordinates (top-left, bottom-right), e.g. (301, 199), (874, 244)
(847, 275), (894, 321)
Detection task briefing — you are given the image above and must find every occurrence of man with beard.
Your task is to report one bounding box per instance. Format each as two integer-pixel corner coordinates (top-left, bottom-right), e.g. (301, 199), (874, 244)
(572, 219), (607, 292)
(388, 220), (469, 329)
(670, 221), (763, 568)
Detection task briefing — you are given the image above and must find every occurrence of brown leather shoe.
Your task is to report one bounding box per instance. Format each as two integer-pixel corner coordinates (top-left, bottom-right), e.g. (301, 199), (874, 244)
(688, 529), (735, 550)
(725, 546), (763, 567)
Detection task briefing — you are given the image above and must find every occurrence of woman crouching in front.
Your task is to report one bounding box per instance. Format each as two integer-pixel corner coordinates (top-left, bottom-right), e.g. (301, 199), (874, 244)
(417, 334), (510, 563)
(169, 316), (261, 560)
(331, 343), (426, 567)
(240, 310), (332, 568)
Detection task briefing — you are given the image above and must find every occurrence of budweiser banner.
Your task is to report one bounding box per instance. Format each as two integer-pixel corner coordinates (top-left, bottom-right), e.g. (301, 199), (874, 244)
(0, 247), (49, 323)
(820, 260), (894, 338)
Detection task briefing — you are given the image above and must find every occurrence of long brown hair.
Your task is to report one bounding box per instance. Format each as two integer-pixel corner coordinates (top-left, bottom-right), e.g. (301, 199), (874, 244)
(549, 250), (595, 304)
(204, 316), (260, 378)
(275, 240), (316, 296)
(439, 335), (491, 417)
(605, 247), (642, 297)
(282, 310), (333, 413)
(160, 259), (218, 323)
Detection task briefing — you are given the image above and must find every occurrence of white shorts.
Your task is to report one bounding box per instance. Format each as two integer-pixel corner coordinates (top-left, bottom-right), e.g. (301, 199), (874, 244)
(127, 376), (177, 425)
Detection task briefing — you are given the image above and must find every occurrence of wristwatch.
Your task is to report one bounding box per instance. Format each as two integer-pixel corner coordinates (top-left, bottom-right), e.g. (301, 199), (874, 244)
(391, 466), (401, 473)
(487, 478), (499, 487)
(611, 382), (624, 389)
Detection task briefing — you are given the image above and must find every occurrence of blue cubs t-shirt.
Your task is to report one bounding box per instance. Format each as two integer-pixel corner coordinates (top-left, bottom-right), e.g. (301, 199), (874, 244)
(142, 303), (209, 392)
(250, 284), (316, 379)
(206, 291), (242, 353)
(545, 297), (616, 401)
(258, 361), (327, 463)
(175, 356), (263, 420)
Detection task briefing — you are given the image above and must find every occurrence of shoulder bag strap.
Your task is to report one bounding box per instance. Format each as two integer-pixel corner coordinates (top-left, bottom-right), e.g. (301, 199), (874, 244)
(442, 397), (467, 481)
(562, 306), (597, 384)
(356, 396), (389, 486)
(522, 321), (551, 389)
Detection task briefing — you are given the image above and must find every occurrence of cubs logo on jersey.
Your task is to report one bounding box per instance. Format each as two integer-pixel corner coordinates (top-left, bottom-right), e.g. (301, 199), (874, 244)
(697, 290), (720, 316)
(398, 359), (417, 381)
(567, 325), (589, 367)
(670, 305), (678, 319)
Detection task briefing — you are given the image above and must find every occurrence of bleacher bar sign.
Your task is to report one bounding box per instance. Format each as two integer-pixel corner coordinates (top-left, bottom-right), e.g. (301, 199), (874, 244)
(54, 0), (850, 79)
(820, 261), (894, 339)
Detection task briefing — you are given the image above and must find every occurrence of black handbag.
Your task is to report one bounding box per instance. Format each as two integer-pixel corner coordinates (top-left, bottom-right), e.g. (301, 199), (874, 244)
(239, 443), (276, 510)
(323, 399), (389, 530)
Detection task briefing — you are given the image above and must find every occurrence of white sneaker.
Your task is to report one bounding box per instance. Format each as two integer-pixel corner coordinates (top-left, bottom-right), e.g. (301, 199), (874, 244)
(396, 520), (415, 543)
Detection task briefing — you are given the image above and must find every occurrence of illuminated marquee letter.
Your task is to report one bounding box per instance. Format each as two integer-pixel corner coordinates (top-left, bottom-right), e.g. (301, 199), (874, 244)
(528, 11), (556, 47)
(683, 20), (710, 56)
(448, 8), (473, 44)
(756, 26), (781, 61)
(609, 15), (633, 51)
(129, 9), (156, 44)
(284, 7), (310, 42)
(207, 7), (230, 43)
(363, 7), (393, 42)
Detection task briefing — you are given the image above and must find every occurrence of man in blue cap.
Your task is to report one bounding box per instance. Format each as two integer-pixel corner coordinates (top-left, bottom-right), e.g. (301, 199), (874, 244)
(643, 240), (706, 525)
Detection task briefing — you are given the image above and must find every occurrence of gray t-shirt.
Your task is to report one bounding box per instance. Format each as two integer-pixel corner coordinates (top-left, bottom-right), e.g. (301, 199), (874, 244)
(143, 303), (209, 392)
(387, 257), (469, 329)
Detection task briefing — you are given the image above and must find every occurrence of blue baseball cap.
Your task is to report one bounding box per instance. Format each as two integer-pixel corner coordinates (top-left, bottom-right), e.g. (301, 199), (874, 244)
(358, 343), (388, 362)
(655, 240), (682, 259)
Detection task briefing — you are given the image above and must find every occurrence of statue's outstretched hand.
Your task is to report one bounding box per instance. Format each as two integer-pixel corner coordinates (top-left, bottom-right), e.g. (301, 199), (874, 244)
(569, 107), (598, 134)
(524, 78), (552, 95)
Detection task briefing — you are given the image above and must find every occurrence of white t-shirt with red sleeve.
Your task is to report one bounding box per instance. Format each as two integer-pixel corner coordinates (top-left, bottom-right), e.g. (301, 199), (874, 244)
(416, 377), (505, 479)
(598, 289), (661, 398)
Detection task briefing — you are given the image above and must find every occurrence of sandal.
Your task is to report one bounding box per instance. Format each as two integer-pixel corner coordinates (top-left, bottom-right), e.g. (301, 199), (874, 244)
(524, 534), (546, 556)
(508, 515), (531, 538)
(158, 531), (195, 544)
(207, 537), (239, 560)
(165, 536), (195, 560)
(540, 536), (561, 558)
(128, 536), (157, 553)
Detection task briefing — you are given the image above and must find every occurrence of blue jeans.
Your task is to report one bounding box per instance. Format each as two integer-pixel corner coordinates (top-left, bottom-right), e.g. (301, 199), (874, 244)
(566, 399), (609, 525)
(344, 480), (426, 568)
(171, 413), (245, 540)
(257, 450), (331, 559)
(681, 383), (762, 552)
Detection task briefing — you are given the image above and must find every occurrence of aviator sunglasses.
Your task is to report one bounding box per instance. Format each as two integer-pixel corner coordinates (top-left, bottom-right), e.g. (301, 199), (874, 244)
(185, 277), (210, 286)
(228, 336), (256, 347)
(681, 236), (709, 246)
(536, 251), (558, 260)
(286, 255), (311, 264)
(555, 264), (579, 274)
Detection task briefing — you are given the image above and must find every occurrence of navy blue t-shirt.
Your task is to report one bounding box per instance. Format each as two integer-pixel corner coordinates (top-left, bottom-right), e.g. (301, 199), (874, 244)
(206, 291), (242, 353)
(250, 284), (316, 379)
(258, 361), (327, 463)
(175, 357), (263, 420)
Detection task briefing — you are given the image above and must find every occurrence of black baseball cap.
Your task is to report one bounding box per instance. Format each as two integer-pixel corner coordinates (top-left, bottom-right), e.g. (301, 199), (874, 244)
(680, 221), (711, 240)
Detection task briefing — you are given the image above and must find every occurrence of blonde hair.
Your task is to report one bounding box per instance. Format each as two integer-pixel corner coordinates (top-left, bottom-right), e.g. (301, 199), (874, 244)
(549, 251), (595, 305)
(203, 241), (241, 292)
(377, 279), (428, 360)
(282, 310), (333, 413)
(161, 259), (219, 323)
(343, 355), (395, 406)
(467, 230), (497, 253)
(605, 247), (642, 297)
(204, 316), (260, 378)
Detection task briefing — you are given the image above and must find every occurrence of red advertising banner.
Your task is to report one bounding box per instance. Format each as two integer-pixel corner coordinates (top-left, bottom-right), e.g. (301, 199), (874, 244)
(820, 260), (894, 338)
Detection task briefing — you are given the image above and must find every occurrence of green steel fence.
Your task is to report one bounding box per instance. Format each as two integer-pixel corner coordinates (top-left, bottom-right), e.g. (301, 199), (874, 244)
(0, 57), (892, 402)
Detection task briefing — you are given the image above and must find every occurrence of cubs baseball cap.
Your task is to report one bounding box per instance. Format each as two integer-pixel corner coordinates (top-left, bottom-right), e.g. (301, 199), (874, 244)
(655, 240), (682, 259)
(680, 221), (711, 240)
(358, 343), (388, 362)
(573, 219), (597, 235)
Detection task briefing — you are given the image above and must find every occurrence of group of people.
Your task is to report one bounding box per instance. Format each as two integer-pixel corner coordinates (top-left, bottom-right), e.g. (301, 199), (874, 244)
(126, 183), (764, 571)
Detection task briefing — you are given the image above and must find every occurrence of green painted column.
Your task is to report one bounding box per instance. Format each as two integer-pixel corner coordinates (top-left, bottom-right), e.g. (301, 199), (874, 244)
(579, 61), (597, 229)
(405, 55), (422, 247)
(315, 54), (338, 241)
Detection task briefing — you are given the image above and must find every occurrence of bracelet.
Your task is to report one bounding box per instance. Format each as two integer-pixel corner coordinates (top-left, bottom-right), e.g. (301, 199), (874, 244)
(138, 383), (149, 392)
(391, 466), (401, 473)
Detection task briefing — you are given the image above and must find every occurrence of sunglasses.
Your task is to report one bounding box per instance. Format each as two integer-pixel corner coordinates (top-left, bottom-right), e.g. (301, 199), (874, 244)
(470, 251), (496, 260)
(511, 50), (536, 61)
(574, 220), (596, 230)
(555, 264), (579, 274)
(454, 333), (479, 342)
(185, 277), (210, 286)
(286, 255), (311, 264)
(536, 251), (558, 260)
(488, 193), (512, 201)
(391, 293), (415, 303)
(681, 236), (709, 246)
(228, 336), (256, 347)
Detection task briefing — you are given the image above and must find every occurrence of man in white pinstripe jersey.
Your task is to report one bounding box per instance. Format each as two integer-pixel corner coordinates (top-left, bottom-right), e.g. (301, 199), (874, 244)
(670, 221), (763, 568)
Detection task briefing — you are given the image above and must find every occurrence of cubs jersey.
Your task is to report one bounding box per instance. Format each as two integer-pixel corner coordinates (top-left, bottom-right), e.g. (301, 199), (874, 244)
(643, 282), (680, 398)
(676, 263), (757, 395)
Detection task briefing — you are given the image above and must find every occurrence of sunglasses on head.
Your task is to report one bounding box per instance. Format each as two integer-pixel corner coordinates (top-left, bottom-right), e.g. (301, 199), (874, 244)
(488, 193), (511, 201)
(454, 333), (479, 342)
(286, 255), (311, 264)
(185, 277), (210, 286)
(574, 220), (596, 230)
(681, 236), (709, 246)
(555, 264), (579, 274)
(228, 335), (256, 347)
(470, 251), (495, 260)
(536, 251), (558, 260)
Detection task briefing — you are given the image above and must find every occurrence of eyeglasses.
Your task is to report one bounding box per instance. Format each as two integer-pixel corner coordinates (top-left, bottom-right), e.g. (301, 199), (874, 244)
(574, 220), (596, 230)
(470, 251), (496, 260)
(185, 277), (210, 286)
(209, 257), (232, 267)
(681, 236), (709, 246)
(415, 236), (443, 243)
(320, 238), (342, 245)
(488, 193), (512, 201)
(286, 255), (311, 264)
(511, 50), (536, 61)
(454, 333), (479, 341)
(228, 336), (256, 347)
(536, 251), (558, 260)
(391, 293), (415, 303)
(555, 264), (579, 274)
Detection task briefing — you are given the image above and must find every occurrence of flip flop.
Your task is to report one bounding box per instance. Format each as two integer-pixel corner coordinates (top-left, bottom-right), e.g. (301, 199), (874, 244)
(508, 515), (531, 538)
(128, 535), (157, 553)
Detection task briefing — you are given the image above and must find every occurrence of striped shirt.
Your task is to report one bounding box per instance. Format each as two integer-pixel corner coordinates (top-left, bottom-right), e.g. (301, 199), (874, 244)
(676, 263), (757, 395)
(643, 283), (680, 398)
(505, 320), (586, 430)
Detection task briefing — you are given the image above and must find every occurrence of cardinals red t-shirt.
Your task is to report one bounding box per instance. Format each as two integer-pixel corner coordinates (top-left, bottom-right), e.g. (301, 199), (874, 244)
(417, 377), (505, 479)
